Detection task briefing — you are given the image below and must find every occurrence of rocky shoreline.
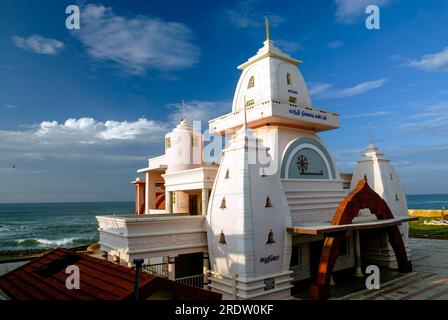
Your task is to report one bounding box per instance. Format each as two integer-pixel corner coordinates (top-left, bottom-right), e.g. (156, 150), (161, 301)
(0, 243), (97, 262)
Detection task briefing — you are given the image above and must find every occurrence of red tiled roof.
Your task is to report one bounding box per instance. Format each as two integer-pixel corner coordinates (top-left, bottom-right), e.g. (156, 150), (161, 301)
(0, 248), (221, 300)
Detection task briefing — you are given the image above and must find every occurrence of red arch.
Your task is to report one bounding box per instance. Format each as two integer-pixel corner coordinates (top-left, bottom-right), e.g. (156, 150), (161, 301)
(310, 179), (412, 300)
(155, 193), (166, 210)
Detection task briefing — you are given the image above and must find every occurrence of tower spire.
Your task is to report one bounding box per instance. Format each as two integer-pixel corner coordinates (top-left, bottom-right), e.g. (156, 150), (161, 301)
(369, 122), (373, 144)
(181, 99), (186, 121)
(264, 14), (270, 41)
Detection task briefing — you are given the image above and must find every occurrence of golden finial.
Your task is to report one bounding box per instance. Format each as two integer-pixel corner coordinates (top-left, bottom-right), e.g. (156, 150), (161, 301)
(264, 14), (270, 41)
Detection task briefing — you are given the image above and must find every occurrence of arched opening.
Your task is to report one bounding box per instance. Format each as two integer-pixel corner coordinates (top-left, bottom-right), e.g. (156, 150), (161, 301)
(247, 76), (255, 89)
(286, 73), (292, 85)
(310, 179), (413, 300)
(281, 137), (336, 180)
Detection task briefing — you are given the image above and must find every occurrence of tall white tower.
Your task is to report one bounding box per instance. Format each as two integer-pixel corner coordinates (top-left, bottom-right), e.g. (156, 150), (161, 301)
(207, 16), (343, 298)
(350, 138), (409, 268)
(206, 115), (293, 299)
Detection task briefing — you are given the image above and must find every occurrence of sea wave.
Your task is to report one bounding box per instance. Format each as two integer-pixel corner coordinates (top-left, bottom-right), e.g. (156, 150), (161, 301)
(1, 237), (97, 248)
(36, 238), (80, 246)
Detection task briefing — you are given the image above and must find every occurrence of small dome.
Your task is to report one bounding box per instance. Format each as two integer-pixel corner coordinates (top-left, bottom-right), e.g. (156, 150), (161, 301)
(165, 117), (203, 173)
(232, 40), (311, 112)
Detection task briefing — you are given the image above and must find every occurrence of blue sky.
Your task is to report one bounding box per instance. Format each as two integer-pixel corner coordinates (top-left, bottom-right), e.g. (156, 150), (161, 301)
(1, 0), (447, 203)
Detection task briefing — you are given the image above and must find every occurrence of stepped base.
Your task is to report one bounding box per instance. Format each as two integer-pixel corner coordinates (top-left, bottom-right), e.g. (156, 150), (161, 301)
(208, 271), (293, 300)
(361, 230), (412, 270)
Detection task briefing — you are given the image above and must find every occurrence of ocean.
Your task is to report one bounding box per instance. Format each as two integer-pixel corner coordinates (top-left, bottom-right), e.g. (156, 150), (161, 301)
(0, 195), (447, 251)
(406, 194), (448, 210)
(0, 202), (133, 251)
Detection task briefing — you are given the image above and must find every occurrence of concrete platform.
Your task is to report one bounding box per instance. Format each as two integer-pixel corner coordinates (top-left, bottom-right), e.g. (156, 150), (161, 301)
(338, 238), (448, 300)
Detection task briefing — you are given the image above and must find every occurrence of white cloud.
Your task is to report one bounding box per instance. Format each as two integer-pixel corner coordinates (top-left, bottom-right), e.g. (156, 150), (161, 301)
(338, 79), (387, 97)
(407, 47), (448, 72)
(400, 101), (448, 136)
(12, 35), (64, 55)
(3, 105), (17, 109)
(335, 0), (392, 24)
(0, 102), (230, 202)
(327, 41), (344, 49)
(309, 83), (333, 96)
(344, 111), (392, 119)
(74, 4), (200, 74)
(0, 100), (226, 165)
(309, 78), (387, 99)
(167, 100), (231, 125)
(33, 117), (167, 144)
(0, 118), (166, 202)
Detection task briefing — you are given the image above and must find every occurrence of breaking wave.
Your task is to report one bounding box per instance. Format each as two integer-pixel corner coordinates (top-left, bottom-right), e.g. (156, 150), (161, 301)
(3, 237), (96, 248)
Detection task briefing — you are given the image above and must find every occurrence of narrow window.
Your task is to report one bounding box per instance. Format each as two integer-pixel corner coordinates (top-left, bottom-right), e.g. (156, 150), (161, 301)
(246, 99), (254, 107)
(395, 194), (399, 201)
(165, 137), (171, 149)
(390, 173), (394, 180)
(247, 76), (255, 89)
(191, 137), (198, 147)
(286, 73), (292, 85)
(224, 169), (230, 179)
(289, 96), (297, 104)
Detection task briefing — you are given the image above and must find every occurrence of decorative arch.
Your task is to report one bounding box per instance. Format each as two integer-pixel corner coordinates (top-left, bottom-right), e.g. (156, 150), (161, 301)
(155, 193), (165, 210)
(280, 137), (336, 179)
(310, 179), (412, 300)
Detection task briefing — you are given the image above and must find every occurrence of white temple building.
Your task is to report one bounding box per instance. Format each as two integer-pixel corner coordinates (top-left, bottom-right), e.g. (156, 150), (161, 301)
(97, 18), (414, 300)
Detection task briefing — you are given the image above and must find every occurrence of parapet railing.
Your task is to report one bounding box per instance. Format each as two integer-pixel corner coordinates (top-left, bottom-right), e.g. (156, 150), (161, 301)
(175, 274), (204, 289)
(142, 262), (168, 278)
(209, 99), (339, 126)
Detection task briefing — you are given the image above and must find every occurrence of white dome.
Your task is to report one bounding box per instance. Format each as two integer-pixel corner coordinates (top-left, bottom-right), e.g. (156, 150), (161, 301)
(232, 40), (311, 112)
(164, 118), (203, 173)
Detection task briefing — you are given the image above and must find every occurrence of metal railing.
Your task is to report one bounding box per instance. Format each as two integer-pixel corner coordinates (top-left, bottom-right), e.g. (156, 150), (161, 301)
(142, 263), (168, 278)
(175, 274), (204, 289)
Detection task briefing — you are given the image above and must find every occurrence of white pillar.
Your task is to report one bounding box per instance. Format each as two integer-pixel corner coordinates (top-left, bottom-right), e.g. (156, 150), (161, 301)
(201, 188), (209, 216)
(354, 231), (363, 277)
(145, 172), (150, 214)
(168, 256), (176, 281)
(166, 191), (173, 214)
